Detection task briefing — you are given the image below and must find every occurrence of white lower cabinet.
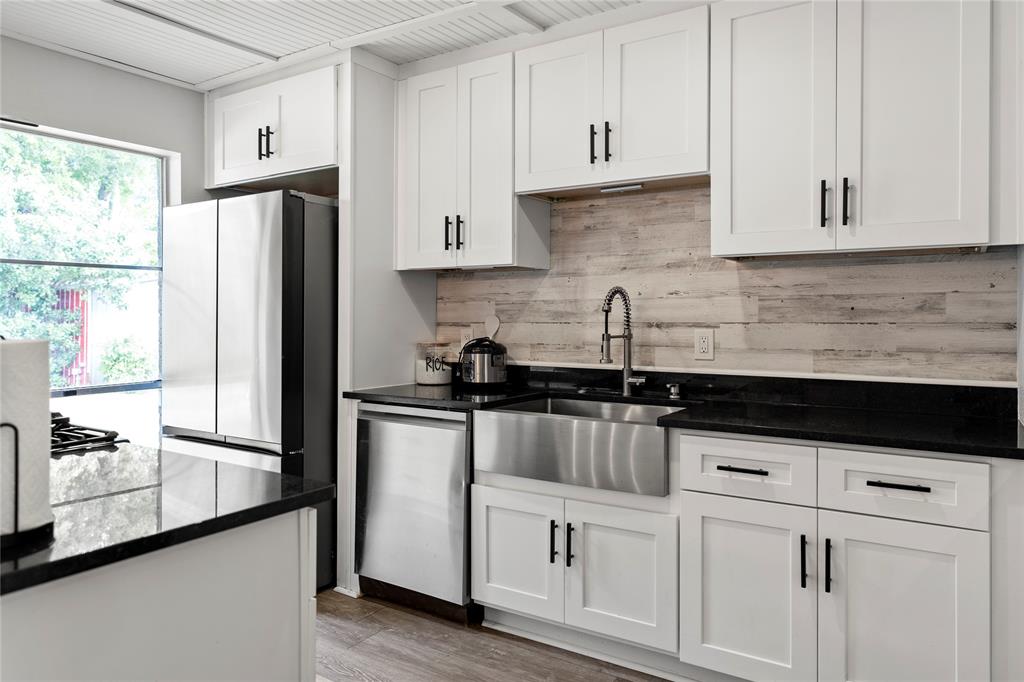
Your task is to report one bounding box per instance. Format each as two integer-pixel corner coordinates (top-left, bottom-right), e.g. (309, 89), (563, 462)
(680, 492), (818, 681)
(817, 509), (990, 682)
(471, 485), (678, 652)
(564, 500), (678, 652)
(680, 491), (991, 682)
(471, 486), (564, 623)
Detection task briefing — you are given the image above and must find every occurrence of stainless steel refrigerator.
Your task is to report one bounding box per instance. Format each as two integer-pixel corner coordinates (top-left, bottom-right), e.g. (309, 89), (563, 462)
(162, 190), (337, 589)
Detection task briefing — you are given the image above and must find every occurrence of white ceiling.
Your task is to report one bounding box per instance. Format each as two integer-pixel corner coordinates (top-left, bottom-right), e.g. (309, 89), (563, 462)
(0, 0), (640, 90)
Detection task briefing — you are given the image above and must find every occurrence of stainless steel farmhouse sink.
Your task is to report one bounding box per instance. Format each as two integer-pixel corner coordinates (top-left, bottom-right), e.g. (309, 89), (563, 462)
(474, 398), (681, 496)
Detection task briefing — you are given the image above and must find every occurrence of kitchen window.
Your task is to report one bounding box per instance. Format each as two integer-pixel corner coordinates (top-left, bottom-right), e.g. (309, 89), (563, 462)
(0, 126), (163, 395)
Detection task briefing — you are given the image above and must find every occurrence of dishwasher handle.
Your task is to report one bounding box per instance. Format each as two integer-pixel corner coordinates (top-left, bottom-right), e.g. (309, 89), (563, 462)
(358, 402), (467, 426)
(357, 411), (467, 432)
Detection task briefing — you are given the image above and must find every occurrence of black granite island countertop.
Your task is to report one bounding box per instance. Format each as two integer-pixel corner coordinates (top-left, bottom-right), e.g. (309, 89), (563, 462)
(1, 444), (335, 595)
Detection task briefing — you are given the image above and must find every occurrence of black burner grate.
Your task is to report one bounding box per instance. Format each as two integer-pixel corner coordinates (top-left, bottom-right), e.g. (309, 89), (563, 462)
(50, 412), (126, 457)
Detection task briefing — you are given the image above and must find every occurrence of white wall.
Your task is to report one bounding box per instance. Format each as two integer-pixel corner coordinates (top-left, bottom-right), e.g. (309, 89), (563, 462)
(335, 57), (437, 593)
(0, 37), (208, 203)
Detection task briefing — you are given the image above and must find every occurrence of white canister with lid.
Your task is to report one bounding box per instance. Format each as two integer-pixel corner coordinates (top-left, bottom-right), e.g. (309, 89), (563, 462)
(415, 342), (452, 385)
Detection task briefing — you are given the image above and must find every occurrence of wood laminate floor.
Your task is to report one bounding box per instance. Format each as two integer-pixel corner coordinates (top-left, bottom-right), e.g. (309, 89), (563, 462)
(316, 590), (666, 682)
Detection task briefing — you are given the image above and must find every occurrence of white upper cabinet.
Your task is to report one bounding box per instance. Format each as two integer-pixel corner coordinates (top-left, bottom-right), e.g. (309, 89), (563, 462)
(398, 68), (459, 270)
(602, 8), (709, 185)
(210, 66), (337, 187)
(457, 55), (516, 268)
(818, 509), (990, 682)
(712, 0), (991, 257)
(515, 6), (710, 193)
(397, 54), (549, 270)
(835, 0), (991, 251)
(214, 89), (278, 187)
(711, 0), (838, 257)
(515, 31), (605, 192)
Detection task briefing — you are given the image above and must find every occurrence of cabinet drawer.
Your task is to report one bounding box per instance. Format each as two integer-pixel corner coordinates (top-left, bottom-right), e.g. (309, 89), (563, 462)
(818, 448), (989, 531)
(679, 435), (816, 506)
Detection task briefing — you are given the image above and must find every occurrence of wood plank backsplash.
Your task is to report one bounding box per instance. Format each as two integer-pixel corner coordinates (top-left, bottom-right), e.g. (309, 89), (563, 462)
(436, 185), (1018, 382)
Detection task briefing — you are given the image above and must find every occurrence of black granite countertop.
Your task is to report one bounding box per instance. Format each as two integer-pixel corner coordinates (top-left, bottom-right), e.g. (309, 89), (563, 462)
(657, 400), (1024, 460)
(1, 444), (334, 595)
(343, 383), (547, 410)
(343, 367), (1024, 460)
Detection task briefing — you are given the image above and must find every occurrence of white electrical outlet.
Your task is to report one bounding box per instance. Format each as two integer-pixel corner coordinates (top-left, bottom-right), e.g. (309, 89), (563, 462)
(694, 328), (715, 360)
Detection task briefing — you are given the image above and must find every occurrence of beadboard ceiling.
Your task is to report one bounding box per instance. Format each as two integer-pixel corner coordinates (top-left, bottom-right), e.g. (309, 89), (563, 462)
(0, 0), (640, 90)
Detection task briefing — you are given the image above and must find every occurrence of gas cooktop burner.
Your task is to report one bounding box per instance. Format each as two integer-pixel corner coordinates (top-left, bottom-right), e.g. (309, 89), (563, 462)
(50, 412), (126, 457)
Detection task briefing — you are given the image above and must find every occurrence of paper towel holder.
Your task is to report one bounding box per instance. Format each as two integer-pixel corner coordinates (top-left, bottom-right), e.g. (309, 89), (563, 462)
(0, 422), (55, 556)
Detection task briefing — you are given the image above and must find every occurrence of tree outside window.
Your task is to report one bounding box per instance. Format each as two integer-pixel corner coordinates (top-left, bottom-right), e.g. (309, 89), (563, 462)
(0, 128), (162, 390)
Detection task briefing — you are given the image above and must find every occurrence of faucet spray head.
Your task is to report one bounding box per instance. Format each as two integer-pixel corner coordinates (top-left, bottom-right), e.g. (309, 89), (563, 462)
(602, 286), (632, 331)
(599, 286), (632, 363)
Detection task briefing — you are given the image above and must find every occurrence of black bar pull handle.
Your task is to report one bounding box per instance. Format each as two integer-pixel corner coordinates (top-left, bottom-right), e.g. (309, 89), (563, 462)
(820, 179), (829, 228)
(842, 177), (850, 226)
(566, 522), (575, 567)
(824, 538), (832, 593)
(604, 121), (611, 162)
(716, 464), (770, 477)
(866, 479), (932, 493)
(444, 216), (452, 251)
(257, 128), (265, 160)
(800, 534), (808, 589)
(589, 124), (597, 164)
(264, 125), (274, 157)
(455, 214), (465, 249)
(549, 520), (559, 564)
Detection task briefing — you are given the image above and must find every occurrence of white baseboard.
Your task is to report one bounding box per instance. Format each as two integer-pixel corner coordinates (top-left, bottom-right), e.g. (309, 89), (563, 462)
(331, 585), (360, 599)
(482, 609), (743, 682)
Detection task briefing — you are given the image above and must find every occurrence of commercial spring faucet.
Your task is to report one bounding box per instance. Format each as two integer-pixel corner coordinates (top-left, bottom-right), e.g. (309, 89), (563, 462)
(600, 286), (646, 397)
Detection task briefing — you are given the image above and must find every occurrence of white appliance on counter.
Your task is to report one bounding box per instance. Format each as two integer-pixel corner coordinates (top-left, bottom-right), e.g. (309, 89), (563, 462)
(0, 339), (55, 554)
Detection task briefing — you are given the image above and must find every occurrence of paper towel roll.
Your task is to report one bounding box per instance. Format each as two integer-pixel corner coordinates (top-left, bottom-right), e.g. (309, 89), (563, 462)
(0, 339), (54, 536)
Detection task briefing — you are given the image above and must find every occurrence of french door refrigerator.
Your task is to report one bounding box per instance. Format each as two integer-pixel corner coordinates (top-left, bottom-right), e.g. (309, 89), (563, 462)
(162, 190), (337, 589)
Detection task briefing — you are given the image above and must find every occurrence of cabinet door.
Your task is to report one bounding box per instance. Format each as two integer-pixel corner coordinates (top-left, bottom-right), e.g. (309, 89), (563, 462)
(680, 492), (817, 681)
(212, 86), (278, 186)
(456, 54), (514, 267)
(515, 31), (604, 192)
(602, 6), (709, 183)
(399, 68), (458, 269)
(836, 0), (990, 251)
(564, 500), (677, 652)
(818, 510), (990, 682)
(710, 0), (837, 256)
(470, 485), (564, 623)
(263, 66), (337, 178)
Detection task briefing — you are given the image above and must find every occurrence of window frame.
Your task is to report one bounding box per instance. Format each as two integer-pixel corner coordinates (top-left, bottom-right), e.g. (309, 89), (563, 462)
(0, 120), (181, 397)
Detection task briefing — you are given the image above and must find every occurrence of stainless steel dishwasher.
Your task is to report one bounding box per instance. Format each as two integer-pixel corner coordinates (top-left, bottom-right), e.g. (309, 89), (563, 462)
(354, 403), (469, 604)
